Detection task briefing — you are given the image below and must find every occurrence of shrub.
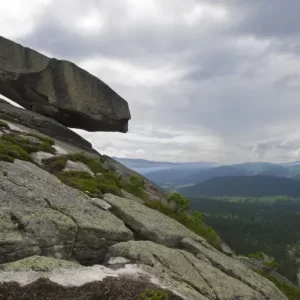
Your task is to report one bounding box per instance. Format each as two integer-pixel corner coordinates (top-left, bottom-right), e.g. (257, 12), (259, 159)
(121, 175), (148, 200)
(139, 288), (169, 300)
(263, 260), (280, 271)
(248, 251), (265, 260)
(167, 192), (190, 213)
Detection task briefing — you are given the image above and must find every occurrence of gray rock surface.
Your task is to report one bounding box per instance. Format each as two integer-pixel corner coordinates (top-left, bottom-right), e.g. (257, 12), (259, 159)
(0, 255), (80, 271)
(64, 160), (93, 174)
(90, 198), (111, 211)
(107, 240), (287, 300)
(103, 193), (206, 248)
(0, 160), (133, 265)
(0, 35), (131, 132)
(0, 99), (93, 150)
(30, 151), (55, 165)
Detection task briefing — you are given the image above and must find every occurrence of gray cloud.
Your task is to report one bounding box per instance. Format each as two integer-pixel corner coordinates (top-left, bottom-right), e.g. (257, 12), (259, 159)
(2, 0), (300, 163)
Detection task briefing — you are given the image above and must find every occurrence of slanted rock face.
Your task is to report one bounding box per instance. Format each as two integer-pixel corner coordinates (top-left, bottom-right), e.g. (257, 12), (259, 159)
(106, 240), (288, 300)
(0, 36), (131, 132)
(0, 159), (133, 265)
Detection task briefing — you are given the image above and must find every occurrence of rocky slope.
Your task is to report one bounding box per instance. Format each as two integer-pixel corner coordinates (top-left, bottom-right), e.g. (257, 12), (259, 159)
(0, 112), (288, 300)
(0, 36), (289, 300)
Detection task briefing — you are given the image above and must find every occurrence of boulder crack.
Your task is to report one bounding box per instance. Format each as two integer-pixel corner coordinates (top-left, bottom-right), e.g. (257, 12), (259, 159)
(43, 197), (79, 260)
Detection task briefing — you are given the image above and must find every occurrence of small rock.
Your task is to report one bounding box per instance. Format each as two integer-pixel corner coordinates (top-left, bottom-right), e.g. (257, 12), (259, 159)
(90, 198), (112, 211)
(52, 145), (68, 155)
(31, 152), (55, 165)
(64, 160), (93, 175)
(107, 257), (130, 265)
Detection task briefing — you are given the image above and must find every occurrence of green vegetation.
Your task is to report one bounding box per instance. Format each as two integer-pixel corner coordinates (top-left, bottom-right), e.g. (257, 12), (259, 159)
(1, 133), (56, 155)
(263, 260), (280, 271)
(59, 170), (121, 197)
(42, 153), (106, 174)
(146, 194), (220, 248)
(0, 120), (9, 129)
(248, 251), (264, 260)
(120, 175), (148, 200)
(259, 272), (300, 300)
(190, 197), (300, 283)
(0, 139), (30, 162)
(180, 175), (300, 198)
(167, 192), (190, 213)
(212, 195), (300, 204)
(139, 288), (169, 300)
(43, 155), (148, 199)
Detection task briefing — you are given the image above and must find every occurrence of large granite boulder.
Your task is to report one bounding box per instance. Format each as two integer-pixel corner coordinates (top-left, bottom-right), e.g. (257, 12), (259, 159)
(0, 35), (131, 132)
(0, 99), (94, 151)
(0, 159), (133, 265)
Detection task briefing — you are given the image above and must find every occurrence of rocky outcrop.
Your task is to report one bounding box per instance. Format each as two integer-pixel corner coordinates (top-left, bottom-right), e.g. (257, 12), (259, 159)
(0, 99), (94, 150)
(0, 35), (131, 132)
(106, 240), (287, 300)
(104, 193), (206, 248)
(0, 159), (133, 265)
(0, 117), (289, 299)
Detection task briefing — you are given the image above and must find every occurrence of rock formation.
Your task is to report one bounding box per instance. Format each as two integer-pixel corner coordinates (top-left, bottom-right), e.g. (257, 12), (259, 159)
(0, 36), (291, 299)
(0, 35), (131, 132)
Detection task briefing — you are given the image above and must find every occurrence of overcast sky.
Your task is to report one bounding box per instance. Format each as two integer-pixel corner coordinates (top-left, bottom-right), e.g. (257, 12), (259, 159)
(2, 0), (300, 164)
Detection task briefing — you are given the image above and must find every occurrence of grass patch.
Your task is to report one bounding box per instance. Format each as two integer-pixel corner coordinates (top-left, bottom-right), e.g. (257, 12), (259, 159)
(121, 175), (148, 200)
(145, 200), (221, 248)
(42, 153), (107, 174)
(139, 288), (169, 300)
(258, 272), (300, 300)
(25, 133), (55, 147)
(58, 170), (122, 197)
(0, 120), (9, 129)
(1, 133), (56, 155)
(0, 139), (30, 162)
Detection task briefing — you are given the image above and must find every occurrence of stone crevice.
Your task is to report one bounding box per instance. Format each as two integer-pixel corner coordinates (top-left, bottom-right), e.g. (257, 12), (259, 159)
(43, 197), (79, 260)
(178, 251), (219, 300)
(151, 253), (212, 300)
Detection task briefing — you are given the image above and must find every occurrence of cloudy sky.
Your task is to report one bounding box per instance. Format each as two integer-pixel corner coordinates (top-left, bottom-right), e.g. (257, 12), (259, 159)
(1, 0), (300, 164)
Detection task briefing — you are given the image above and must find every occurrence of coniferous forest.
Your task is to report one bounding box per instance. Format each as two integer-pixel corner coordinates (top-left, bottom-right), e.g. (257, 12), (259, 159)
(189, 197), (300, 284)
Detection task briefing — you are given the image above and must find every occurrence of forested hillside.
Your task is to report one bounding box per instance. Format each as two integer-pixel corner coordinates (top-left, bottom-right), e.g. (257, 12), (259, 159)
(180, 175), (300, 197)
(189, 197), (300, 284)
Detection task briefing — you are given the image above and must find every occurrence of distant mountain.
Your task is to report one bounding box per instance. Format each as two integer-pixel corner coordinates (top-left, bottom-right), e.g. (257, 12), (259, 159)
(180, 166), (248, 185)
(179, 175), (300, 197)
(114, 157), (218, 176)
(233, 162), (289, 177)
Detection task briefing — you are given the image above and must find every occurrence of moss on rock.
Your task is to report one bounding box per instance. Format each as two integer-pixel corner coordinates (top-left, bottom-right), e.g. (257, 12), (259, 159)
(0, 139), (30, 162)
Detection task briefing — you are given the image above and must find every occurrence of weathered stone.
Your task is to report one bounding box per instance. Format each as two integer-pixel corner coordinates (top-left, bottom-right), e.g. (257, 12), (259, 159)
(90, 198), (111, 211)
(180, 238), (287, 300)
(0, 255), (79, 272)
(103, 193), (206, 248)
(64, 160), (93, 174)
(0, 99), (94, 150)
(107, 240), (287, 300)
(0, 36), (131, 132)
(30, 151), (55, 165)
(121, 189), (144, 204)
(0, 160), (133, 264)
